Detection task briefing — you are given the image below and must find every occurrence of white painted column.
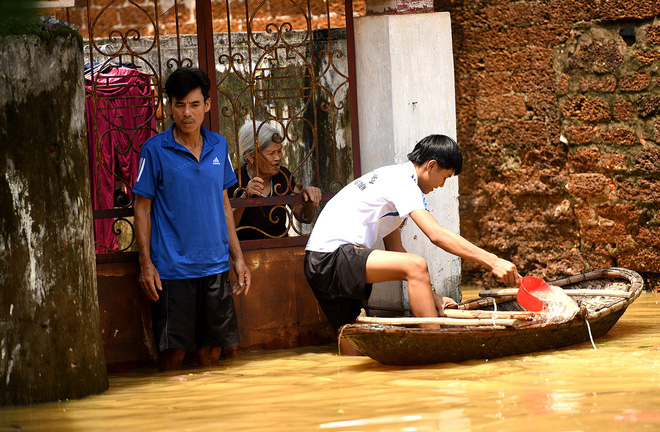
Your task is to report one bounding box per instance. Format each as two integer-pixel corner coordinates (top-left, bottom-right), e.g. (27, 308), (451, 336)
(354, 12), (462, 310)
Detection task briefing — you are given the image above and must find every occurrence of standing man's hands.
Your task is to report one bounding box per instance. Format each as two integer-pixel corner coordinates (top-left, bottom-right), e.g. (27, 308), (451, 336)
(231, 258), (251, 295)
(139, 260), (162, 301)
(491, 258), (521, 286)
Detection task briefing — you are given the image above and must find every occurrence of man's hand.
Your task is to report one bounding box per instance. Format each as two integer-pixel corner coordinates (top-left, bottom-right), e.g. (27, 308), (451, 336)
(139, 260), (162, 301)
(232, 258), (251, 295)
(432, 291), (457, 316)
(491, 258), (521, 286)
(302, 186), (322, 207)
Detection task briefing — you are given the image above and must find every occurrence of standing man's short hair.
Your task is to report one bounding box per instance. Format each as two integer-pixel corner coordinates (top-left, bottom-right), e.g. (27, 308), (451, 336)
(164, 67), (211, 102)
(407, 134), (463, 175)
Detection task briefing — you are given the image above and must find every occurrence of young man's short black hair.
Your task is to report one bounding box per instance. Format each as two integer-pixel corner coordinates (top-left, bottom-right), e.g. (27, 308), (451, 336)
(164, 67), (211, 102)
(407, 134), (462, 175)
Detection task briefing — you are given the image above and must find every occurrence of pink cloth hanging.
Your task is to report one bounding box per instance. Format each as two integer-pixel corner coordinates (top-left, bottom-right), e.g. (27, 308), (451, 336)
(85, 67), (157, 253)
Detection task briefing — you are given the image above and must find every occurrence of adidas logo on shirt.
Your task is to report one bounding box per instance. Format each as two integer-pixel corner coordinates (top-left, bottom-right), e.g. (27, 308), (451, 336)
(212, 157), (221, 165)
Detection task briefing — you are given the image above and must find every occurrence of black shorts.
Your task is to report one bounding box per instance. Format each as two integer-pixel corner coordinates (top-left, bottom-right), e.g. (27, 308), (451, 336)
(151, 271), (240, 353)
(304, 244), (374, 334)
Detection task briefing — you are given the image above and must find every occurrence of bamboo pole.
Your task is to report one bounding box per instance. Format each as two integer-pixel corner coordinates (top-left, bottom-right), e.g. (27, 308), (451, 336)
(443, 309), (538, 319)
(479, 289), (632, 299)
(356, 316), (521, 327)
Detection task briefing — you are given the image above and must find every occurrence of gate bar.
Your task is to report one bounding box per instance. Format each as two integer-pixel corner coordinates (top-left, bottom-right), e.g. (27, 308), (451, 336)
(344, 0), (362, 179)
(196, 0), (220, 132)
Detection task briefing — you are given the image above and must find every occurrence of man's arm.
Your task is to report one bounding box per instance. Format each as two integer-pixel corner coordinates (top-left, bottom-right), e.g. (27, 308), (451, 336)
(224, 189), (251, 295)
(134, 194), (162, 301)
(410, 209), (520, 285)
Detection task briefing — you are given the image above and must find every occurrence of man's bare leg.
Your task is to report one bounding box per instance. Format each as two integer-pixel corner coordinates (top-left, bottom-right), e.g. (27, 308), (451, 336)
(158, 349), (186, 371)
(365, 250), (438, 318)
(198, 346), (222, 367)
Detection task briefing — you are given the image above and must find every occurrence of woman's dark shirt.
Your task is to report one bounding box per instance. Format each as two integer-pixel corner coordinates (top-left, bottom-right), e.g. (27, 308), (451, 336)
(227, 165), (298, 240)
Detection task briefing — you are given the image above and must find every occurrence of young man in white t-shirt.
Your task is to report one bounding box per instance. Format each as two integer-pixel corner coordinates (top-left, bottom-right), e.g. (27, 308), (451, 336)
(304, 134), (520, 355)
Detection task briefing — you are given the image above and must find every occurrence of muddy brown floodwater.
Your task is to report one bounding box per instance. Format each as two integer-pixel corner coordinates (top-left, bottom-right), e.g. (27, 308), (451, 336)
(1, 289), (659, 432)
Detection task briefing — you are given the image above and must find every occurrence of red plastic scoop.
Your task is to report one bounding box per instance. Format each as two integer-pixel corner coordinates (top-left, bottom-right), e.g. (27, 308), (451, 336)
(517, 276), (552, 312)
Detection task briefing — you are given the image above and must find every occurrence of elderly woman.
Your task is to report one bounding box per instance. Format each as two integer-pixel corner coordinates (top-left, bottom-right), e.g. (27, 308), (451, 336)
(228, 122), (322, 240)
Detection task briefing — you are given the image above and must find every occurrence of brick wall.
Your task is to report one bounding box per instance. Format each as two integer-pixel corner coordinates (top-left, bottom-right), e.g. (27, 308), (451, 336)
(55, 0), (365, 39)
(436, 0), (660, 290)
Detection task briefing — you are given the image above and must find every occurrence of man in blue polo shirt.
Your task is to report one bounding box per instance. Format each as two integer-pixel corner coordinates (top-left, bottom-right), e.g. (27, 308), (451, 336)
(133, 67), (251, 371)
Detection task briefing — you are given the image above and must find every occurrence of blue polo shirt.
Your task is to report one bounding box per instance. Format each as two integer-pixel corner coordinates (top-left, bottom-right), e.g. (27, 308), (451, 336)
(133, 124), (237, 279)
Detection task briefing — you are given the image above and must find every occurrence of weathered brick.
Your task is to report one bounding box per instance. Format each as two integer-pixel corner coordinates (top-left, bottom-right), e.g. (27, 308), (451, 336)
(568, 41), (623, 73)
(655, 117), (660, 141)
(561, 96), (611, 122)
(556, 73), (570, 95)
(511, 68), (555, 93)
(526, 23), (571, 47)
(583, 244), (616, 270)
(646, 25), (660, 45)
(531, 0), (599, 24)
(485, 3), (534, 28)
(600, 127), (637, 145)
(569, 147), (601, 172)
(617, 248), (660, 273)
(522, 143), (566, 169)
(497, 119), (550, 146)
(456, 75), (479, 97)
(579, 76), (617, 93)
(526, 93), (558, 118)
(613, 100), (634, 120)
(635, 49), (660, 66)
(619, 72), (652, 92)
(574, 203), (595, 221)
(476, 72), (513, 96)
(599, 153), (627, 171)
(600, 0), (660, 21)
(635, 148), (660, 172)
(596, 203), (639, 224)
(614, 178), (660, 202)
(638, 95), (660, 117)
(580, 221), (629, 244)
(564, 125), (595, 145)
(567, 173), (611, 199)
(635, 226), (660, 248)
(454, 52), (485, 75)
(475, 95), (527, 119)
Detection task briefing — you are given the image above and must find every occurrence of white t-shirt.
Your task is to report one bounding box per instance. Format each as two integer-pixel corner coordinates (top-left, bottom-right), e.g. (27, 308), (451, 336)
(306, 161), (427, 253)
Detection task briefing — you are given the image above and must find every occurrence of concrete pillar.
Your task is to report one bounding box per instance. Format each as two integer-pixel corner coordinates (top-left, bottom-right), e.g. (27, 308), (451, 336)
(0, 31), (108, 405)
(354, 10), (462, 309)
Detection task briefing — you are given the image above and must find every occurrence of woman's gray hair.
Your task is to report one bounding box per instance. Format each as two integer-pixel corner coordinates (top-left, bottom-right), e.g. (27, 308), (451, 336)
(238, 121), (281, 165)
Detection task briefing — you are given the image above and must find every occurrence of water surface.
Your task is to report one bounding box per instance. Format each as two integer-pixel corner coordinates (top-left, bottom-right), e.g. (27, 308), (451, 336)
(1, 291), (659, 431)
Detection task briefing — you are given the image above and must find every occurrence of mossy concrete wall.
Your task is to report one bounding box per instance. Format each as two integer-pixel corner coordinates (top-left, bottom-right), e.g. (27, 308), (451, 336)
(0, 33), (108, 405)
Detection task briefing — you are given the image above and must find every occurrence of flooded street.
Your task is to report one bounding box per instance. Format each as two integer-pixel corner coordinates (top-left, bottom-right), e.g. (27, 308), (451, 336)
(1, 290), (659, 432)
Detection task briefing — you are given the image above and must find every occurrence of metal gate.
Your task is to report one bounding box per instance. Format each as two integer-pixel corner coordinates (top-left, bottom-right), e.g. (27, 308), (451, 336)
(73, 0), (360, 261)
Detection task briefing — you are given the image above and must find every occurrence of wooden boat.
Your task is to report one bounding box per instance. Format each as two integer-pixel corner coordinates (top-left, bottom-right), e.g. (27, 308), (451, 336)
(340, 268), (644, 366)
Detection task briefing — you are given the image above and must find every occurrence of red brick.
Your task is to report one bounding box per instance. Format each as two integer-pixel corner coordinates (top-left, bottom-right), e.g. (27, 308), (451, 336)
(531, 0), (599, 24)
(599, 153), (627, 171)
(638, 95), (660, 117)
(613, 100), (634, 121)
(497, 119), (550, 146)
(526, 23), (571, 47)
(655, 118), (660, 141)
(619, 72), (652, 92)
(596, 203), (639, 224)
(485, 3), (534, 28)
(556, 73), (570, 95)
(646, 25), (660, 45)
(561, 96), (611, 122)
(635, 148), (660, 173)
(583, 244), (616, 270)
(635, 49), (660, 66)
(580, 221), (629, 244)
(579, 76), (617, 93)
(526, 93), (558, 118)
(564, 125), (595, 145)
(454, 53), (485, 75)
(511, 68), (555, 93)
(617, 248), (660, 273)
(635, 227), (660, 248)
(614, 178), (660, 202)
(476, 72), (512, 96)
(600, 0), (660, 21)
(567, 173), (611, 199)
(600, 127), (637, 145)
(568, 41), (623, 73)
(476, 95), (527, 120)
(569, 147), (601, 172)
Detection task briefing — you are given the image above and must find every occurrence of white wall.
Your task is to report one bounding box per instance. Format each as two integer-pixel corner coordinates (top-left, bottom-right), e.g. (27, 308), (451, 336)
(354, 12), (462, 309)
